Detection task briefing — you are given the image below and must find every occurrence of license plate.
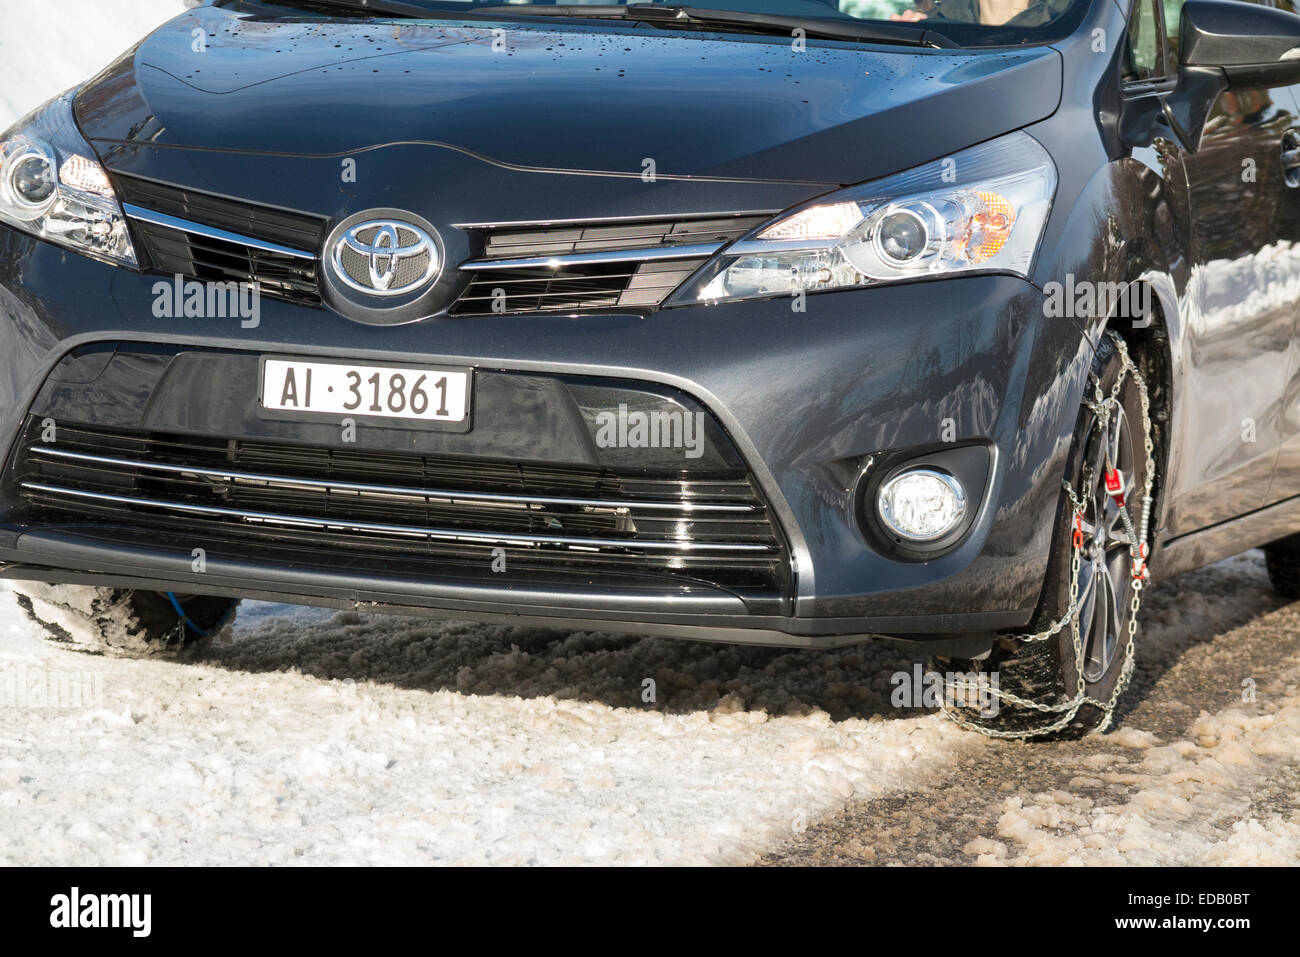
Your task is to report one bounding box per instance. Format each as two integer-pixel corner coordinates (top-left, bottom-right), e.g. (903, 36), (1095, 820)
(260, 358), (471, 427)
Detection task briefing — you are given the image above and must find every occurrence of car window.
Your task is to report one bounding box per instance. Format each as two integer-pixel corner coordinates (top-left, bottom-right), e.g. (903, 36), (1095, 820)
(1162, 0), (1185, 72)
(1118, 0), (1170, 81)
(1125, 0), (1165, 82)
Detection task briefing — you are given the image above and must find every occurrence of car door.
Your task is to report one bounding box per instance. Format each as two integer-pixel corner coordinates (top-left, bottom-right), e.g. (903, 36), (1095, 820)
(1249, 0), (1300, 509)
(1153, 0), (1300, 534)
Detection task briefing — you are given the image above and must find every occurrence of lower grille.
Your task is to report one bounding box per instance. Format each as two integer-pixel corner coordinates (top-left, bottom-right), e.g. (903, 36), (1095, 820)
(8, 422), (789, 595)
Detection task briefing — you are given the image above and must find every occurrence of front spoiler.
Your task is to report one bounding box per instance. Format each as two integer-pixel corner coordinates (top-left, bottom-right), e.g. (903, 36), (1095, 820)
(0, 529), (1021, 655)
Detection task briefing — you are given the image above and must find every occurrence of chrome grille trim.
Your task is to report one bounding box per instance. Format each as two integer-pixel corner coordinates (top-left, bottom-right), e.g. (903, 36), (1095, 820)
(20, 483), (776, 554)
(28, 447), (757, 514)
(459, 242), (724, 271)
(453, 211), (779, 229)
(10, 418), (791, 594)
(725, 238), (841, 256)
(123, 204), (316, 260)
(452, 214), (768, 316)
(449, 258), (709, 315)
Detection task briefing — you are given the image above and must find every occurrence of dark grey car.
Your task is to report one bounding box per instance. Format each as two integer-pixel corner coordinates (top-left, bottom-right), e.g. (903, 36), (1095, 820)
(3, 0), (1300, 735)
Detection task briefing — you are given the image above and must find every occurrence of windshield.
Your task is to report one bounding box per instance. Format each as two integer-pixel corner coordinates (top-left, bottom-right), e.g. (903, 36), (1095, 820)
(248, 0), (1095, 47)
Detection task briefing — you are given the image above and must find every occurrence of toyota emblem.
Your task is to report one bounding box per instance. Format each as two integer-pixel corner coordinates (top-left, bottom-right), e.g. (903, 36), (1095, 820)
(328, 219), (441, 297)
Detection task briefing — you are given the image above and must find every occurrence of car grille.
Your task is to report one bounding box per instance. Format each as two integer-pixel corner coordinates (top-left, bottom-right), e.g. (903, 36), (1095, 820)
(478, 216), (769, 259)
(112, 176), (770, 316)
(8, 421), (789, 594)
(451, 215), (769, 316)
(451, 258), (710, 314)
(116, 174), (327, 307)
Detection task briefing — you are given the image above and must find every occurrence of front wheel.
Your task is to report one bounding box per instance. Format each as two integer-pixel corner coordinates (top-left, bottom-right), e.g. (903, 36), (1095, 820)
(936, 332), (1154, 739)
(7, 582), (238, 657)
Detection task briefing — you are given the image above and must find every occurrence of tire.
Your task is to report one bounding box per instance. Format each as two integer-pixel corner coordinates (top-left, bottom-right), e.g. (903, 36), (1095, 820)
(1263, 535), (1300, 599)
(7, 582), (238, 657)
(934, 333), (1152, 738)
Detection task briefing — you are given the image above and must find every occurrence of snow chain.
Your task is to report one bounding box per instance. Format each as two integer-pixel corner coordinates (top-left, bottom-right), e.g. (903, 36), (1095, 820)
(942, 331), (1156, 739)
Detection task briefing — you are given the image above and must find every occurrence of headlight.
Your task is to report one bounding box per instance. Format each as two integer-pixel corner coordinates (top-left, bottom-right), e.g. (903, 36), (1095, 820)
(0, 92), (137, 267)
(677, 131), (1055, 304)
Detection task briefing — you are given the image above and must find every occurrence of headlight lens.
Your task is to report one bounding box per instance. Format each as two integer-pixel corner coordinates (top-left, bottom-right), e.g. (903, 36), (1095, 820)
(0, 92), (137, 267)
(679, 131), (1055, 304)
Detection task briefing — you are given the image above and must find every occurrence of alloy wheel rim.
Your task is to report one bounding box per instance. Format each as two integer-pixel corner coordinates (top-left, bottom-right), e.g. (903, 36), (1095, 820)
(1076, 403), (1136, 683)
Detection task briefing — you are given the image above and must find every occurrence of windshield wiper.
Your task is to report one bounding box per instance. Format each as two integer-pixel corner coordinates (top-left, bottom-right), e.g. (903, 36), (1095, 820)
(260, 0), (957, 48)
(472, 4), (958, 48)
(268, 0), (457, 16)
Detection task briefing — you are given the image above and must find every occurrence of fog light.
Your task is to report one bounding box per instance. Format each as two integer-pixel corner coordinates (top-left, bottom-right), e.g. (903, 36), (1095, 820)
(877, 468), (967, 542)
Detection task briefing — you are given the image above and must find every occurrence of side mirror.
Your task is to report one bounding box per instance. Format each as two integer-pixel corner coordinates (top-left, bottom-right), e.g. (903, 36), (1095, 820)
(1181, 0), (1300, 88)
(1166, 0), (1300, 149)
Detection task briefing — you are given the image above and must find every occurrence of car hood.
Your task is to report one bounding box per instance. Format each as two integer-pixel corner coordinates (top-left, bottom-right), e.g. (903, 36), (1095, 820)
(74, 4), (1062, 187)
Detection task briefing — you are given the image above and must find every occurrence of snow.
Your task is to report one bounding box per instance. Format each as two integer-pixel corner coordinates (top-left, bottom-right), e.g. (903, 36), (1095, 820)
(961, 557), (1300, 867)
(5, 556), (1299, 865)
(0, 586), (972, 865)
(983, 679), (1300, 866)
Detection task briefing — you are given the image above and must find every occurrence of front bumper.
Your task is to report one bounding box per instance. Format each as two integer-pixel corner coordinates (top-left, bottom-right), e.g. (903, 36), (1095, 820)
(0, 224), (1069, 648)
